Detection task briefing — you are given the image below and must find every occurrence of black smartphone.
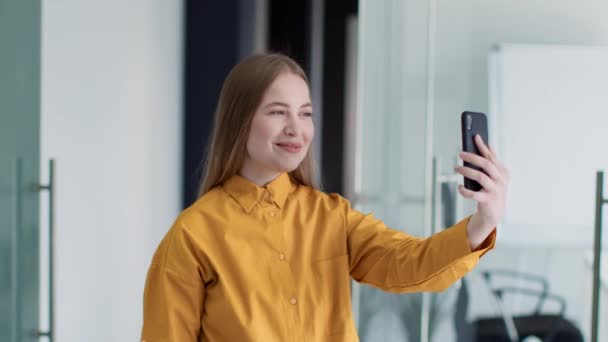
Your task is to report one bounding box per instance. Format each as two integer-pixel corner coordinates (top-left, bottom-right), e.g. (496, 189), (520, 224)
(461, 111), (489, 192)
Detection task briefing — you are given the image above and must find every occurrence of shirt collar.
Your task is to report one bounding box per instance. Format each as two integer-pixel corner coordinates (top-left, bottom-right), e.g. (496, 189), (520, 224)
(222, 172), (295, 213)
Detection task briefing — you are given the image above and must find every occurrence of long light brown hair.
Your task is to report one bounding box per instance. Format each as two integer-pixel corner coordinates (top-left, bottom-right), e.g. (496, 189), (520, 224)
(198, 53), (319, 197)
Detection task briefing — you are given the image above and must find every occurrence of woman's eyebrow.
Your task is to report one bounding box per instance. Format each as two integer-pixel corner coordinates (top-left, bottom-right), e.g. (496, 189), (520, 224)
(264, 101), (312, 109)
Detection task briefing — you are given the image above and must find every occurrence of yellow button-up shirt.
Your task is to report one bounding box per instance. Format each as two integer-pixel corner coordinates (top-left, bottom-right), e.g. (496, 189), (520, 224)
(141, 173), (495, 341)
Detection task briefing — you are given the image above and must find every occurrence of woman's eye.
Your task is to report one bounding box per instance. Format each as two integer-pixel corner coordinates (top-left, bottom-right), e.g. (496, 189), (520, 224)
(301, 112), (313, 117)
(270, 110), (285, 115)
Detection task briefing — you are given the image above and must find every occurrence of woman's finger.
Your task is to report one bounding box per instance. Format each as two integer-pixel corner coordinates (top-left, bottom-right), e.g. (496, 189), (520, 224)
(488, 144), (498, 159)
(474, 135), (494, 160)
(459, 152), (502, 181)
(458, 184), (488, 203)
(483, 144), (510, 183)
(455, 166), (496, 192)
(487, 145), (508, 170)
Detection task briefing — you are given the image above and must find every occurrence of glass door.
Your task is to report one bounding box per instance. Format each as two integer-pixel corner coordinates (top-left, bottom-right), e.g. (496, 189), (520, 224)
(354, 0), (608, 341)
(428, 3), (608, 341)
(0, 0), (42, 341)
(350, 0), (435, 340)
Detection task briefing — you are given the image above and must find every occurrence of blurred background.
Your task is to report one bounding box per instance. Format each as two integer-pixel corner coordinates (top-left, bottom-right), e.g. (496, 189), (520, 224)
(1, 0), (607, 341)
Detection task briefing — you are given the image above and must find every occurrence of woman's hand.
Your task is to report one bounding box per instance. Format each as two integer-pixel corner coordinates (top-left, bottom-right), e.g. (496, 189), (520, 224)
(454, 134), (510, 249)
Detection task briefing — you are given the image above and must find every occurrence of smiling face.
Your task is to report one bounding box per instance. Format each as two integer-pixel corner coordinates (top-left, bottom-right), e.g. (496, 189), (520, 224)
(240, 72), (315, 186)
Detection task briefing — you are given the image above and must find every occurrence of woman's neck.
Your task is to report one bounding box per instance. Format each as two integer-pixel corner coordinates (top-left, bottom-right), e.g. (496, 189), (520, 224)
(239, 164), (282, 187)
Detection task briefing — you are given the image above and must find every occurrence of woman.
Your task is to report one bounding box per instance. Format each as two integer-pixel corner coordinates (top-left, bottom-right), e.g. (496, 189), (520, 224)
(141, 53), (509, 341)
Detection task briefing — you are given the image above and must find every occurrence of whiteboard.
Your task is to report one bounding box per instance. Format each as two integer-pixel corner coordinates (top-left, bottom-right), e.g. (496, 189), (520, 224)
(488, 44), (608, 246)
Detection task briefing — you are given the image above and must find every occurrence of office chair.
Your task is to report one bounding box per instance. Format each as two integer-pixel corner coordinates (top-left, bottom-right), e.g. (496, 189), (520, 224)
(454, 270), (584, 342)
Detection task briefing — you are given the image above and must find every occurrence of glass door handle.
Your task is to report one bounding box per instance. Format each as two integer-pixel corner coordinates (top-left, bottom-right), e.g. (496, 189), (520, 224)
(591, 171), (606, 342)
(35, 159), (55, 341)
(10, 158), (22, 342)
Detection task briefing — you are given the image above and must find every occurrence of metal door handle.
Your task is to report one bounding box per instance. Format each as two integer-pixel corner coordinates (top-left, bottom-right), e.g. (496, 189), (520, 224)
(35, 159), (55, 341)
(591, 171), (606, 342)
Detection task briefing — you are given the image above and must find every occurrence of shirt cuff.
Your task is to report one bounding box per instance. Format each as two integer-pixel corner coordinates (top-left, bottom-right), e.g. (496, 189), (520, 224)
(460, 215), (496, 257)
(443, 215), (496, 259)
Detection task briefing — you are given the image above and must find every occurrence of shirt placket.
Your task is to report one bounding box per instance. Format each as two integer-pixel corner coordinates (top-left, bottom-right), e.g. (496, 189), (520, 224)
(261, 190), (306, 342)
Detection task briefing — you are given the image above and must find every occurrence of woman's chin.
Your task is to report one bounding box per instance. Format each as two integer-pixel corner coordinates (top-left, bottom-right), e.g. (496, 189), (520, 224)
(274, 160), (302, 173)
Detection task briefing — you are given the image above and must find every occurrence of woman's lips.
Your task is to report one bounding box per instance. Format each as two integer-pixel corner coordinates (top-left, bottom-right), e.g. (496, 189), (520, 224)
(275, 143), (302, 153)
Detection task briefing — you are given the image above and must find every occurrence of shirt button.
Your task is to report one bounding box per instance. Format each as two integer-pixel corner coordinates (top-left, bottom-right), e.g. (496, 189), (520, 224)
(263, 193), (273, 204)
(269, 211), (276, 217)
(290, 297), (297, 305)
(279, 253), (285, 261)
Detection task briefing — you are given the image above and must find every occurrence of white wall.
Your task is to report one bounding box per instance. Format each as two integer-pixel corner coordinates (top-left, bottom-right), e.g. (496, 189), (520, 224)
(39, 0), (183, 341)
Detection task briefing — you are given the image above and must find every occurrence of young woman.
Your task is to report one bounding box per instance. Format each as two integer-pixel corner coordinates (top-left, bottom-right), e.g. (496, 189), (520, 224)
(141, 53), (509, 341)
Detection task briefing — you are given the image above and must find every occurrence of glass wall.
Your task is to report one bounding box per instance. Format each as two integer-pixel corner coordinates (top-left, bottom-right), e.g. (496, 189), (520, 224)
(353, 0), (434, 340)
(354, 0), (608, 341)
(0, 1), (42, 341)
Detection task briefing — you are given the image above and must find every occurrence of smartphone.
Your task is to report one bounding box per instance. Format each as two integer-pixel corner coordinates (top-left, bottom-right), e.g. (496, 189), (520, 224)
(461, 111), (489, 192)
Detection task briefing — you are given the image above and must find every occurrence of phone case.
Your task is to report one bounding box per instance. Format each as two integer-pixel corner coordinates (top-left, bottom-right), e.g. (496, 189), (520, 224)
(461, 111), (489, 192)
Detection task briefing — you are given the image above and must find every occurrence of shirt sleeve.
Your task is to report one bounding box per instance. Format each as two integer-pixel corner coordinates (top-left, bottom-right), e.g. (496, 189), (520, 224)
(342, 196), (495, 293)
(141, 221), (212, 341)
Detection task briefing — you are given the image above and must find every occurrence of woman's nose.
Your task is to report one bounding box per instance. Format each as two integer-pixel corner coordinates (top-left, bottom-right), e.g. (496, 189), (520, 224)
(283, 114), (300, 136)
(284, 125), (296, 136)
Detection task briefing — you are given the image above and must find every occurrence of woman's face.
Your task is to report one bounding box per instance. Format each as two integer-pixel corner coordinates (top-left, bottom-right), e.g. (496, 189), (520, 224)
(241, 72), (314, 183)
